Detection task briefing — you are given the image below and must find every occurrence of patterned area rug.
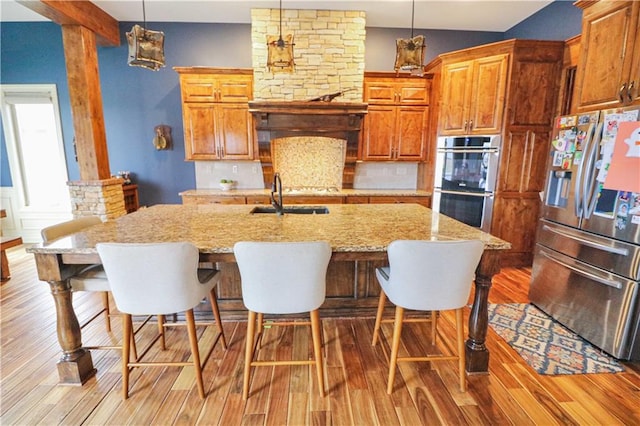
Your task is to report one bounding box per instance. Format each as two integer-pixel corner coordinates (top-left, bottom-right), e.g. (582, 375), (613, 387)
(488, 303), (624, 375)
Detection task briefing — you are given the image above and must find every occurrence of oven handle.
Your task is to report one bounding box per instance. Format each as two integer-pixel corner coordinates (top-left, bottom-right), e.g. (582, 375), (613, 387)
(542, 224), (629, 256)
(437, 148), (499, 154)
(436, 189), (493, 197)
(538, 248), (623, 289)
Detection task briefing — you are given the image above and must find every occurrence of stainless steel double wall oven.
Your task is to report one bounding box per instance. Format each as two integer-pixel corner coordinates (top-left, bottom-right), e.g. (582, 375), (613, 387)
(432, 135), (501, 232)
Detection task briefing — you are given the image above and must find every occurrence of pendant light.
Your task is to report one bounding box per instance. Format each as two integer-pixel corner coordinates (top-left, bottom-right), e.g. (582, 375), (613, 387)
(266, 0), (295, 72)
(394, 0), (426, 75)
(126, 0), (166, 71)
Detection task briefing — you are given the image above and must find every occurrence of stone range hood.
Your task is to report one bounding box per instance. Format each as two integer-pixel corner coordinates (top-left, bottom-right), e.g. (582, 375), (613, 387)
(248, 101), (368, 189)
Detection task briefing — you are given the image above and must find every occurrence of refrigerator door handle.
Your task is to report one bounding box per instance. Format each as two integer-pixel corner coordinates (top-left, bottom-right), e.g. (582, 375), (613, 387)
(574, 121), (596, 218)
(539, 249), (623, 290)
(542, 224), (630, 256)
(582, 121), (604, 219)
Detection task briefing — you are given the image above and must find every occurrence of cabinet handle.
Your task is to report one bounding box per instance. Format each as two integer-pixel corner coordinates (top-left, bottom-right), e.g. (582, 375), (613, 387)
(464, 120), (468, 132)
(628, 81), (635, 103)
(619, 82), (627, 103)
(220, 145), (225, 157)
(468, 120), (473, 131)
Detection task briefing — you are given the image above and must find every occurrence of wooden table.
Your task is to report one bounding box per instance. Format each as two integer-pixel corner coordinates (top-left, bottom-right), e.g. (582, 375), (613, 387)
(27, 203), (510, 385)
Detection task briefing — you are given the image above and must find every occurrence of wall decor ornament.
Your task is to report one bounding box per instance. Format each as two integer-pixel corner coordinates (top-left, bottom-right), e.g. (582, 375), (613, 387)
(394, 0), (426, 75)
(267, 0), (295, 72)
(126, 0), (165, 71)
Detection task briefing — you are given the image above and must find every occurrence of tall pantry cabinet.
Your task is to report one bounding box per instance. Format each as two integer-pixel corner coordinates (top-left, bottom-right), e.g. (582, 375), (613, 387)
(426, 39), (565, 267)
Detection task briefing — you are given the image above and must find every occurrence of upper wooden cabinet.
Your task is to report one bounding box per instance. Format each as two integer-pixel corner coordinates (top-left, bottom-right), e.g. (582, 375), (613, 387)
(361, 73), (431, 161)
(364, 78), (430, 104)
(439, 54), (508, 135)
(574, 0), (640, 111)
(175, 67), (255, 161)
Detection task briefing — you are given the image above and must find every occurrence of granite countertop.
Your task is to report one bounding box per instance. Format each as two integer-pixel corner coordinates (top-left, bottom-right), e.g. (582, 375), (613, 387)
(28, 204), (510, 256)
(179, 188), (432, 197)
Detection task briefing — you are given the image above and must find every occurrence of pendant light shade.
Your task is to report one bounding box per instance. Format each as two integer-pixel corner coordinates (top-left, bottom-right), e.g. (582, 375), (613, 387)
(126, 0), (165, 71)
(267, 0), (295, 72)
(394, 0), (426, 74)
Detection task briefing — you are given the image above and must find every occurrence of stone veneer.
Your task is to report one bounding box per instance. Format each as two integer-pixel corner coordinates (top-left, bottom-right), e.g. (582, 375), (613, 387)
(68, 178), (127, 221)
(251, 8), (366, 102)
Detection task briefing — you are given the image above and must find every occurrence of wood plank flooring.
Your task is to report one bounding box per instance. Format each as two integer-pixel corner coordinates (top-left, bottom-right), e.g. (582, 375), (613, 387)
(2, 246), (639, 425)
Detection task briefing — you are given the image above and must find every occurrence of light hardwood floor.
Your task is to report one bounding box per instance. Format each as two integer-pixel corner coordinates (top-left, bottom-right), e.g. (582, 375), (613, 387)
(1, 246), (639, 425)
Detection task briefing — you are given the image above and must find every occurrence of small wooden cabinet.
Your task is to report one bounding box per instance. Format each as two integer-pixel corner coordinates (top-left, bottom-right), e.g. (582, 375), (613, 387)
(360, 73), (430, 161)
(439, 54), (508, 135)
(175, 68), (255, 160)
(122, 184), (139, 213)
(574, 0), (640, 111)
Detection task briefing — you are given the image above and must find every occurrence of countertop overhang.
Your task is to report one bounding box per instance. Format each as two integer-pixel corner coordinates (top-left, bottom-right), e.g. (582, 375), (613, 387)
(28, 204), (510, 259)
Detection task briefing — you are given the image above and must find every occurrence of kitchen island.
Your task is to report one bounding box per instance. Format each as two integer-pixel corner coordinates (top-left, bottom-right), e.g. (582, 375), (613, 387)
(28, 203), (510, 385)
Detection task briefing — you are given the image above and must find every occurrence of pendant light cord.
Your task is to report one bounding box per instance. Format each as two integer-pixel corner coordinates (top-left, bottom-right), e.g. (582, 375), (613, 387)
(410, 0), (415, 38)
(142, 0), (147, 28)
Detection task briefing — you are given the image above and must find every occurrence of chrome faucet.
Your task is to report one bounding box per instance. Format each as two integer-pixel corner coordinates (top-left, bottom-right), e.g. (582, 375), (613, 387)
(271, 172), (284, 215)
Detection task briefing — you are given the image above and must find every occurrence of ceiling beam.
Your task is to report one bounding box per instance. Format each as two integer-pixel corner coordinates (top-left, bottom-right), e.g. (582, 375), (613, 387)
(16, 0), (120, 46)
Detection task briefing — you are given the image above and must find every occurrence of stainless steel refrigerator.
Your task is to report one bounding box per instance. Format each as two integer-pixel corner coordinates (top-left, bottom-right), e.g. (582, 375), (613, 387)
(529, 106), (640, 360)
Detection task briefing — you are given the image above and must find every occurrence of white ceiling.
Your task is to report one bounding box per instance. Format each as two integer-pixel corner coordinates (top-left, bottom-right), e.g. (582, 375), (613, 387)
(0, 0), (553, 32)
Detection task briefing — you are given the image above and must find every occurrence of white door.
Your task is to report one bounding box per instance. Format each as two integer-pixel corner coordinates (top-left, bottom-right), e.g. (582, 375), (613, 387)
(1, 84), (72, 243)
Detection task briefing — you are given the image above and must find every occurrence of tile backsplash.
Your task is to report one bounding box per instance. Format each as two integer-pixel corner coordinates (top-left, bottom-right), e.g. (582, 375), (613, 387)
(195, 159), (419, 190)
(272, 137), (345, 189)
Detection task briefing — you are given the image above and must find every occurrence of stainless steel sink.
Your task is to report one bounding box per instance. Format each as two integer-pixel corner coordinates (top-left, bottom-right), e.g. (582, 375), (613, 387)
(250, 206), (330, 215)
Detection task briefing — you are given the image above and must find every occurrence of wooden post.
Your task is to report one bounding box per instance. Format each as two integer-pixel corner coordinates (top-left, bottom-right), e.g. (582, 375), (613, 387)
(61, 24), (111, 181)
(465, 249), (502, 373)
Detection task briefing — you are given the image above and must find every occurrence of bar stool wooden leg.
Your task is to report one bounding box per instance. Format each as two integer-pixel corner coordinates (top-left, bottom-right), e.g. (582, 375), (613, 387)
(122, 314), (132, 400)
(185, 309), (205, 399)
(157, 314), (166, 350)
(456, 308), (466, 392)
(372, 291), (386, 346)
(431, 310), (437, 345)
(387, 306), (404, 394)
(102, 292), (111, 332)
(310, 309), (325, 397)
(243, 310), (257, 400)
(208, 289), (227, 349)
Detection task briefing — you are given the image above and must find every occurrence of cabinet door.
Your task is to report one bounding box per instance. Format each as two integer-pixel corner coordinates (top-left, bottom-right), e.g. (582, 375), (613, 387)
(183, 104), (219, 160)
(360, 105), (396, 160)
(369, 196), (431, 207)
(180, 76), (218, 102)
(217, 104), (254, 160)
(629, 20), (640, 105)
(398, 82), (430, 104)
(575, 1), (640, 111)
(396, 106), (428, 160)
(218, 76), (253, 103)
(364, 81), (397, 104)
(469, 54), (508, 134)
(440, 60), (474, 134)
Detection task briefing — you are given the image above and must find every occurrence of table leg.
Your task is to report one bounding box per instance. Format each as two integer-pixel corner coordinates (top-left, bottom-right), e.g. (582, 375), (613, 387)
(48, 279), (96, 384)
(465, 250), (501, 374)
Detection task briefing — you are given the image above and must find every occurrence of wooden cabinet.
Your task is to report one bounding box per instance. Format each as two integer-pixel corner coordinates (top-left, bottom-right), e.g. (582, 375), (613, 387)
(574, 1), (640, 111)
(361, 73), (430, 161)
(368, 195), (431, 207)
(428, 40), (564, 266)
(439, 54), (508, 135)
(175, 68), (255, 160)
(122, 184), (139, 213)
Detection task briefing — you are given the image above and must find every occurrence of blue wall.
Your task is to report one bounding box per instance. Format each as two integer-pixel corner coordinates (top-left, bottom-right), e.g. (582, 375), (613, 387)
(505, 0), (582, 40)
(0, 1), (581, 205)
